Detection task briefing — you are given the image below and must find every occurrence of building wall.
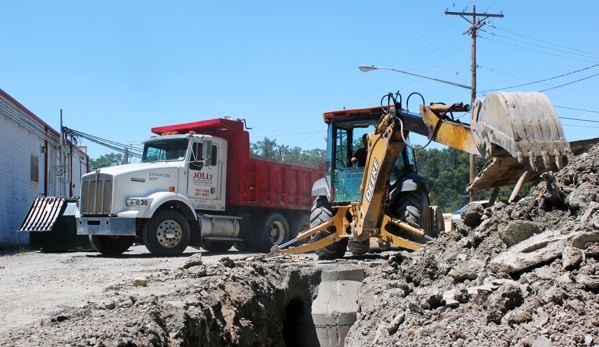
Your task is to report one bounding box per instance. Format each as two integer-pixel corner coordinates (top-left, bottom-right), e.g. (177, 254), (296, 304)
(0, 90), (88, 246)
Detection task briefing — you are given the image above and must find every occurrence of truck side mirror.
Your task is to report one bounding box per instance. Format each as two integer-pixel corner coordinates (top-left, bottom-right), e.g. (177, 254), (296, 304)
(202, 139), (212, 167)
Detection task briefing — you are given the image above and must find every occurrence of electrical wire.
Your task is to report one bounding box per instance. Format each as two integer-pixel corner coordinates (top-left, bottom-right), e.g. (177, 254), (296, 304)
(481, 30), (599, 62)
(480, 64), (599, 93)
(539, 73), (599, 92)
(555, 106), (599, 114)
(479, 36), (599, 64)
(491, 26), (599, 59)
(560, 117), (599, 123)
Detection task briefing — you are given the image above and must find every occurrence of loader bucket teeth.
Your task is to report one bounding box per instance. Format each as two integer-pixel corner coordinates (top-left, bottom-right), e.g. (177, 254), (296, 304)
(471, 91), (571, 171)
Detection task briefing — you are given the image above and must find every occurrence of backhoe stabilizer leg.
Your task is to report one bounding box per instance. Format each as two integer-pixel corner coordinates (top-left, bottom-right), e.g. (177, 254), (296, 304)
(388, 218), (434, 241)
(276, 219), (334, 250)
(267, 209), (350, 257)
(379, 228), (423, 251)
(271, 233), (342, 256)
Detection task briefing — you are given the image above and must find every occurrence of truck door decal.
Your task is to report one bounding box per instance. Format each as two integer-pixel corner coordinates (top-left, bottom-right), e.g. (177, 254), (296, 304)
(188, 143), (219, 200)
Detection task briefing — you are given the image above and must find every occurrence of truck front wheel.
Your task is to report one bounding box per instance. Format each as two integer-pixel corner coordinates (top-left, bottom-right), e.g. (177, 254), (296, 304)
(143, 210), (190, 256)
(255, 212), (290, 253)
(89, 235), (134, 255)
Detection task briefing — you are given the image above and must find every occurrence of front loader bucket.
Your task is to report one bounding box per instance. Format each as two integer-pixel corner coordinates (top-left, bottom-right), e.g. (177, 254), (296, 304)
(471, 91), (571, 172)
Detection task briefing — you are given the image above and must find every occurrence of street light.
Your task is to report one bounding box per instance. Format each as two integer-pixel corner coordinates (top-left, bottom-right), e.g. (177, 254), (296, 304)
(358, 65), (471, 90)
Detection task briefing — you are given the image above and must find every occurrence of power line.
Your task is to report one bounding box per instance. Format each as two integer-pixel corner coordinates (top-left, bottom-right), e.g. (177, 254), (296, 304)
(491, 26), (599, 59)
(481, 30), (599, 62)
(479, 36), (599, 64)
(555, 106), (599, 114)
(539, 73), (599, 92)
(479, 66), (599, 97)
(480, 64), (599, 93)
(561, 123), (599, 129)
(560, 116), (599, 123)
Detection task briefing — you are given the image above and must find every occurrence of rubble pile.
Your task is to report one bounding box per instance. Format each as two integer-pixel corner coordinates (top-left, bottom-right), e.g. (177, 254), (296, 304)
(346, 146), (599, 347)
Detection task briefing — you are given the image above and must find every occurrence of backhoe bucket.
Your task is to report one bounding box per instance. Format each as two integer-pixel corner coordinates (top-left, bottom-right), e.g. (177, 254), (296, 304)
(471, 91), (571, 172)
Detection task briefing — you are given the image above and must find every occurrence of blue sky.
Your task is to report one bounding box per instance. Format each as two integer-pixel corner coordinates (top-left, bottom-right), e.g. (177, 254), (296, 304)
(2, 1), (598, 160)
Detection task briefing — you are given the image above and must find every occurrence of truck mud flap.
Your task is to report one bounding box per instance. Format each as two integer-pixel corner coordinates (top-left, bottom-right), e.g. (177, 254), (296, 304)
(19, 197), (69, 232)
(19, 196), (91, 252)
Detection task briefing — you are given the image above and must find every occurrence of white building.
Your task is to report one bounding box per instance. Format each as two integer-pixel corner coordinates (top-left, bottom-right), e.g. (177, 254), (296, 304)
(0, 89), (89, 246)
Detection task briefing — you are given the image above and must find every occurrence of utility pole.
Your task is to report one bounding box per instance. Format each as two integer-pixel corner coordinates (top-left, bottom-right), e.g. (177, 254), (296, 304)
(445, 5), (503, 201)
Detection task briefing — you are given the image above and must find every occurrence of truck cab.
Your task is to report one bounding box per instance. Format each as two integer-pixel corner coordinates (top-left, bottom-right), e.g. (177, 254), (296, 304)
(77, 117), (322, 256)
(77, 133), (235, 256)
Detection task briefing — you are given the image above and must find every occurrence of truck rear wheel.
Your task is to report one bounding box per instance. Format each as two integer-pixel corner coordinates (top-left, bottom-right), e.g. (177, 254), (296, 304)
(394, 189), (432, 242)
(143, 210), (190, 256)
(254, 212), (290, 253)
(89, 235), (134, 255)
(310, 197), (348, 260)
(289, 213), (310, 246)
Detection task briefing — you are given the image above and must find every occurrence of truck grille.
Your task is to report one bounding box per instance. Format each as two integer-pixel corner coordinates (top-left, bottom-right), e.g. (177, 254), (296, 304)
(81, 174), (113, 215)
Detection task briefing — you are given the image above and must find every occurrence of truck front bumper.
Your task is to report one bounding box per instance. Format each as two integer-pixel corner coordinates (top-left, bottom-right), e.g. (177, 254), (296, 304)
(76, 217), (136, 236)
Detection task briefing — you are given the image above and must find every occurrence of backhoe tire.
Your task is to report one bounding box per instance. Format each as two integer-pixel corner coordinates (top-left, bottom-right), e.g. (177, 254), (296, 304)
(89, 235), (134, 256)
(348, 239), (370, 256)
(202, 240), (234, 253)
(394, 189), (432, 243)
(254, 212), (290, 253)
(310, 196), (348, 260)
(143, 210), (190, 257)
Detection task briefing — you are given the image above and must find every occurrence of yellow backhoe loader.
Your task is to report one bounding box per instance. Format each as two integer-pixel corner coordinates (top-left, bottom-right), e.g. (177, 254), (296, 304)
(270, 91), (571, 259)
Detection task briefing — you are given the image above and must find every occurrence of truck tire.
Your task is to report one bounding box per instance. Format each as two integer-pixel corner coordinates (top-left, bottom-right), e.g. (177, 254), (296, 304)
(202, 240), (234, 253)
(289, 213), (310, 246)
(310, 197), (348, 260)
(348, 239), (370, 256)
(431, 205), (444, 238)
(143, 210), (191, 256)
(89, 235), (134, 256)
(254, 212), (290, 253)
(394, 189), (432, 242)
(234, 240), (250, 252)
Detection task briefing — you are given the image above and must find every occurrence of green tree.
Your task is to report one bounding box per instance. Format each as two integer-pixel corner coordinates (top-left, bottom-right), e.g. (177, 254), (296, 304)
(250, 137), (325, 163)
(414, 147), (487, 213)
(89, 153), (123, 171)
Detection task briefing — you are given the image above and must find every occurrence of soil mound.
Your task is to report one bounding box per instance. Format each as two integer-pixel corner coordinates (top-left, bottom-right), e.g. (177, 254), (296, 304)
(346, 145), (599, 347)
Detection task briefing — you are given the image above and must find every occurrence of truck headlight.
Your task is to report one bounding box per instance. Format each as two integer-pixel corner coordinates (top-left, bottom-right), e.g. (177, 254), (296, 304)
(126, 198), (140, 207)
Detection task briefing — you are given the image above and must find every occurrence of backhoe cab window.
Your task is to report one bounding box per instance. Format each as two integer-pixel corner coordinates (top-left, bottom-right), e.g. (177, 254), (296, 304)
(142, 139), (188, 163)
(329, 124), (375, 202)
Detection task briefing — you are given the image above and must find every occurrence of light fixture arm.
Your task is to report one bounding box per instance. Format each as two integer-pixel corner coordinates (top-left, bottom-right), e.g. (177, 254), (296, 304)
(358, 65), (471, 90)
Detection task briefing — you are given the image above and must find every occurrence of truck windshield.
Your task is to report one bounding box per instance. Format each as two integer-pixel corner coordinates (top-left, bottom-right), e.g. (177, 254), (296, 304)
(142, 138), (189, 163)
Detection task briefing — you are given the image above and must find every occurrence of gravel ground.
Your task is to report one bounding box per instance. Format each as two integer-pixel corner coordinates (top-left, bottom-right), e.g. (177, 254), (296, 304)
(0, 246), (250, 338)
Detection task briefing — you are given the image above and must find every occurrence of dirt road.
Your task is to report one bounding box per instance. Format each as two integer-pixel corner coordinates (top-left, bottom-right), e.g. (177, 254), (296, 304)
(0, 246), (251, 338)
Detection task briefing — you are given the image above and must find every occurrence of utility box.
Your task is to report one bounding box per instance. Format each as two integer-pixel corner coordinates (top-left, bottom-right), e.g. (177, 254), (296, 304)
(20, 196), (92, 252)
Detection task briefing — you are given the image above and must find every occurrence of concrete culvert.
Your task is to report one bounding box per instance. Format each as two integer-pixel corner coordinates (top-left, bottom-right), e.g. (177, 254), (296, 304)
(283, 298), (318, 347)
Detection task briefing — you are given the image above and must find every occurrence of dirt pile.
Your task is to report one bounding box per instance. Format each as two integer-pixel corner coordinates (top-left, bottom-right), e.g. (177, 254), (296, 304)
(346, 145), (599, 347)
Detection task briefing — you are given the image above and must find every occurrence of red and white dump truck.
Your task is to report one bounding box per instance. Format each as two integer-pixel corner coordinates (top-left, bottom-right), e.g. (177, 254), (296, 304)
(75, 117), (323, 256)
